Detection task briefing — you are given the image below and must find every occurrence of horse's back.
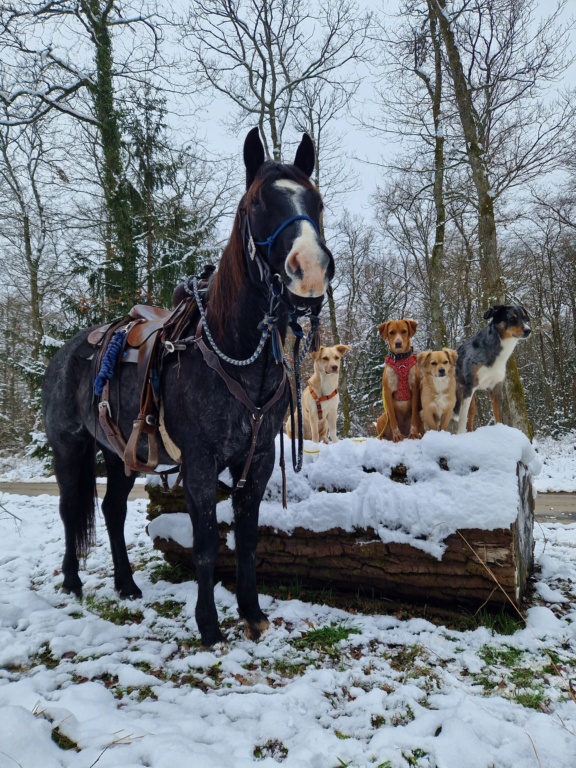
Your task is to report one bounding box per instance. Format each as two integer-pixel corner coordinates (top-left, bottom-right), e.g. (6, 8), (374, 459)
(43, 328), (96, 439)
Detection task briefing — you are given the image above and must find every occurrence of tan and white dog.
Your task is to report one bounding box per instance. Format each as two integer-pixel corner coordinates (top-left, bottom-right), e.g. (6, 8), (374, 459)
(286, 344), (351, 443)
(417, 348), (458, 432)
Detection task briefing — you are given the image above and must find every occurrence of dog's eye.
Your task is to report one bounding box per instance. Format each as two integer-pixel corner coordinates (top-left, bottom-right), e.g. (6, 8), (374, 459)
(431, 361), (437, 366)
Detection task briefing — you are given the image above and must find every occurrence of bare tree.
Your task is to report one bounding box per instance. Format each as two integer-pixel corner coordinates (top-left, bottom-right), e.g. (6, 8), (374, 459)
(184, 0), (371, 161)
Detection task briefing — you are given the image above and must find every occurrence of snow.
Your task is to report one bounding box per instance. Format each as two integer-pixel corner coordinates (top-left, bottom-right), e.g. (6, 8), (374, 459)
(532, 432), (576, 492)
(150, 425), (542, 559)
(0, 427), (575, 767)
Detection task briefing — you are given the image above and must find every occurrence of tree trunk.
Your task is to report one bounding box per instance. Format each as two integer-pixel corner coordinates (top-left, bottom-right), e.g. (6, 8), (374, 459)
(431, 0), (531, 435)
(84, 0), (138, 317)
(148, 462), (535, 610)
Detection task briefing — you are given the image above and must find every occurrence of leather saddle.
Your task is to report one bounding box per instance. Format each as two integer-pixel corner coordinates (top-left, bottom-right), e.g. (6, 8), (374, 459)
(88, 279), (207, 476)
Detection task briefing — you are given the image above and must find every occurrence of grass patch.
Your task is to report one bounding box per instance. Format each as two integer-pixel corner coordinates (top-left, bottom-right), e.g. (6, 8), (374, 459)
(479, 645), (523, 667)
(291, 622), (361, 653)
(148, 599), (184, 619)
(85, 596), (144, 625)
(51, 727), (80, 751)
(149, 561), (192, 585)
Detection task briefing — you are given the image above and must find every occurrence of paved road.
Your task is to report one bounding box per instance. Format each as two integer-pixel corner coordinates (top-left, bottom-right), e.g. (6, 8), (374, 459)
(0, 482), (575, 523)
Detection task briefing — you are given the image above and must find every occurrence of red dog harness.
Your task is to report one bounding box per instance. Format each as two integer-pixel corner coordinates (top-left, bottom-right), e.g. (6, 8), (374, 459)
(384, 351), (417, 401)
(310, 388), (338, 420)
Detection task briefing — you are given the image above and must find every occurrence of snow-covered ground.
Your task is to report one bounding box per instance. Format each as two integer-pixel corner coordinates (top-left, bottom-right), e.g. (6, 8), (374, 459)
(0, 427), (575, 767)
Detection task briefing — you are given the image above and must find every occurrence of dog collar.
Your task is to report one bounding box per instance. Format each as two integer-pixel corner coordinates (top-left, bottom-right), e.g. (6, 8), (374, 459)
(386, 346), (414, 360)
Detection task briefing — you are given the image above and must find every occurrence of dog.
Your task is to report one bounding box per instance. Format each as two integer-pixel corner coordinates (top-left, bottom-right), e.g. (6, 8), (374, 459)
(376, 319), (422, 441)
(454, 304), (531, 433)
(417, 348), (458, 432)
(285, 344), (351, 443)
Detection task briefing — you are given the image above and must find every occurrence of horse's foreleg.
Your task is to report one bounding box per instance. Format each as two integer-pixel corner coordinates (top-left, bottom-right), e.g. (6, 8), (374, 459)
(101, 449), (141, 598)
(183, 460), (224, 647)
(231, 453), (272, 641)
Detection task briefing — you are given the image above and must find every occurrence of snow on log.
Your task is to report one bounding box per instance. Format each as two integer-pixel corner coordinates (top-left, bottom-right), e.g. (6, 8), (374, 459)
(147, 425), (541, 609)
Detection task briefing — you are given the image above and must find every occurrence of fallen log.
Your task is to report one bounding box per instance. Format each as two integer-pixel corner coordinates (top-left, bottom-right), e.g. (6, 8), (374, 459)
(147, 431), (536, 610)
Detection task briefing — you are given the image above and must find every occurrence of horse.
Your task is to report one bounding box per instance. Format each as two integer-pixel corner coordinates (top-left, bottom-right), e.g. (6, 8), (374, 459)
(42, 127), (334, 648)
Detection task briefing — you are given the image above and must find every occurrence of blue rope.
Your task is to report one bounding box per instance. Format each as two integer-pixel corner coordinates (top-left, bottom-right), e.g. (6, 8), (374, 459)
(94, 329), (127, 396)
(254, 215), (319, 258)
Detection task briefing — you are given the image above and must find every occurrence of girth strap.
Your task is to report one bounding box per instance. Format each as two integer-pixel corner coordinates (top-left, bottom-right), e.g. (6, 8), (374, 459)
(194, 321), (287, 490)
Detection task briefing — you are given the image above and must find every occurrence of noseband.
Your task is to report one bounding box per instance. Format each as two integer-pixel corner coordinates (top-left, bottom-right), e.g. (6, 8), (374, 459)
(248, 214), (320, 259)
(241, 210), (323, 295)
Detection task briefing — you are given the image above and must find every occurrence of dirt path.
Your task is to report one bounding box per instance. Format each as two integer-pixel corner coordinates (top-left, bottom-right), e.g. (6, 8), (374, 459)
(1, 482), (575, 523)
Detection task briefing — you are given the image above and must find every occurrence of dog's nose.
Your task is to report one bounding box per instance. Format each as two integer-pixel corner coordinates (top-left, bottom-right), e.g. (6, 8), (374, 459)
(330, 365), (339, 373)
(523, 327), (531, 337)
(438, 368), (445, 376)
(394, 341), (402, 348)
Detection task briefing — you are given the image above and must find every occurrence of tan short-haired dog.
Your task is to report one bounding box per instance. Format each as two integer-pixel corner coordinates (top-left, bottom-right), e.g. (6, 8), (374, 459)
(417, 348), (458, 432)
(286, 344), (351, 443)
(376, 319), (422, 442)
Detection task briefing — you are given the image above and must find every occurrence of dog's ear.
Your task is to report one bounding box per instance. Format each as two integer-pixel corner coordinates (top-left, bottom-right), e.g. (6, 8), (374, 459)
(483, 305), (506, 321)
(378, 322), (389, 341)
(336, 344), (351, 356)
(443, 347), (458, 364)
(417, 350), (431, 367)
(406, 319), (418, 336)
(310, 347), (322, 360)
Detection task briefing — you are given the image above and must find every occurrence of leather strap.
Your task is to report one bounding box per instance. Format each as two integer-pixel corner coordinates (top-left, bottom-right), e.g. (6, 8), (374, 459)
(194, 321), (287, 489)
(309, 387), (338, 421)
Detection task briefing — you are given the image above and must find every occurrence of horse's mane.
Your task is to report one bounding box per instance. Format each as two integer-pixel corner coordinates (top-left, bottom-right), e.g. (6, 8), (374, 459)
(207, 161), (318, 338)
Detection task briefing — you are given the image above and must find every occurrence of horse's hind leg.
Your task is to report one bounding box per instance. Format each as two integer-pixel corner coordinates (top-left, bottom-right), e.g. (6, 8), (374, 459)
(52, 433), (97, 598)
(101, 448), (141, 598)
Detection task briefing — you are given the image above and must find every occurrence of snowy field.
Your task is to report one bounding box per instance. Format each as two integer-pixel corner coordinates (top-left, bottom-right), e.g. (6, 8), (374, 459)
(0, 428), (575, 767)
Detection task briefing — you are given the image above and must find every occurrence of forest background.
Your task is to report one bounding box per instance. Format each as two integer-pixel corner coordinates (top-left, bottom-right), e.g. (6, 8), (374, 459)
(0, 0), (575, 455)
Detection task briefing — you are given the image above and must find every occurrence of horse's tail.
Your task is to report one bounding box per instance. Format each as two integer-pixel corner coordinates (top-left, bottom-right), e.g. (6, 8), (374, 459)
(73, 445), (98, 559)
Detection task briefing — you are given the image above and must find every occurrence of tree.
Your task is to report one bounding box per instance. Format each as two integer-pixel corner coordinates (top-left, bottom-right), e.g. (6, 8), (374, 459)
(420, 0), (573, 434)
(184, 0), (371, 161)
(0, 1), (168, 317)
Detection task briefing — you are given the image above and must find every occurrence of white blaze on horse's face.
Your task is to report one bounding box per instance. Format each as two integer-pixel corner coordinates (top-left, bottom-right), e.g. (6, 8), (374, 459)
(275, 179), (327, 298)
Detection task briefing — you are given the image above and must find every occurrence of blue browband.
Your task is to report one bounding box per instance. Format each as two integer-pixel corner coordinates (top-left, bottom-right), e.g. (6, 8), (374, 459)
(254, 214), (320, 257)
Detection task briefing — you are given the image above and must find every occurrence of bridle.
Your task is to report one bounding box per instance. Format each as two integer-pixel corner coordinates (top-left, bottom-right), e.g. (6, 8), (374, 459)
(180, 203), (328, 497)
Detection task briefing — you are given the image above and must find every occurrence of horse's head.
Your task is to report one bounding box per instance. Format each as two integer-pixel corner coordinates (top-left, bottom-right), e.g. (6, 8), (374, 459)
(243, 128), (334, 309)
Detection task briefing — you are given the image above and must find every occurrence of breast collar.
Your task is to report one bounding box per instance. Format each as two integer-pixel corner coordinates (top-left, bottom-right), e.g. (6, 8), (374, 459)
(385, 348), (417, 401)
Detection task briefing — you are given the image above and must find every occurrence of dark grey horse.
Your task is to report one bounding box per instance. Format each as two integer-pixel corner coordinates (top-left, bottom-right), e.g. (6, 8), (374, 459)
(42, 128), (334, 647)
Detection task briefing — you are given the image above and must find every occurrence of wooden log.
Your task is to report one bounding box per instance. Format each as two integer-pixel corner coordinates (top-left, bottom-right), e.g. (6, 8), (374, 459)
(146, 460), (535, 610)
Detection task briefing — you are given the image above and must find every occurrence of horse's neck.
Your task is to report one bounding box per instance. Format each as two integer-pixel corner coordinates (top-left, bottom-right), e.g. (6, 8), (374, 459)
(210, 285), (288, 391)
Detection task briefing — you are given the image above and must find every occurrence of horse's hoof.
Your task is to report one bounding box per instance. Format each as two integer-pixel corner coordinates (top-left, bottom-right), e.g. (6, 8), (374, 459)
(200, 629), (226, 649)
(116, 582), (142, 599)
(61, 579), (83, 598)
(243, 616), (270, 641)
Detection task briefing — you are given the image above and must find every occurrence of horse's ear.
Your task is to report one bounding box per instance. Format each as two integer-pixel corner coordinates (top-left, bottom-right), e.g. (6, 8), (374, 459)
(293, 133), (315, 178)
(244, 127), (266, 189)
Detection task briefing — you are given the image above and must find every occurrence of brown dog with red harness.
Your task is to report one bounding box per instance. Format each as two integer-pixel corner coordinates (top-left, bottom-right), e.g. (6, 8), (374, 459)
(376, 319), (422, 442)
